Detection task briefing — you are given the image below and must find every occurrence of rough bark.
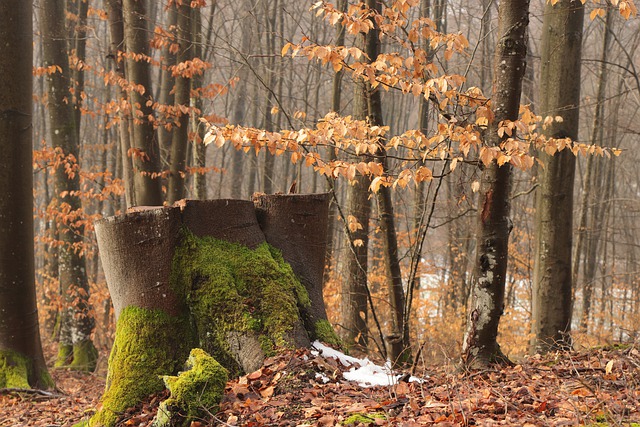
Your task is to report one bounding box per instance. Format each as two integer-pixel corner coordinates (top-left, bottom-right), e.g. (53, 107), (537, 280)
(341, 38), (371, 351)
(363, 0), (407, 364)
(41, 0), (97, 371)
(253, 193), (337, 345)
(0, 0), (52, 390)
(107, 0), (135, 207)
(157, 3), (178, 166)
(229, 6), (253, 199)
(576, 6), (613, 333)
(462, 0), (530, 368)
(122, 0), (163, 206)
(167, 1), (194, 204)
(530, 0), (584, 354)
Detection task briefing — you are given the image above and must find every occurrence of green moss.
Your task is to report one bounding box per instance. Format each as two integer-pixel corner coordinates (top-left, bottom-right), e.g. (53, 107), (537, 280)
(314, 319), (343, 349)
(154, 348), (228, 427)
(171, 231), (309, 374)
(89, 306), (196, 427)
(344, 412), (387, 425)
(0, 350), (30, 389)
(54, 343), (73, 368)
(69, 340), (98, 372)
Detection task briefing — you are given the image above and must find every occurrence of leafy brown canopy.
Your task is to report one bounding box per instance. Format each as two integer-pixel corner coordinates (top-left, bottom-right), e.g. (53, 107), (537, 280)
(201, 0), (629, 196)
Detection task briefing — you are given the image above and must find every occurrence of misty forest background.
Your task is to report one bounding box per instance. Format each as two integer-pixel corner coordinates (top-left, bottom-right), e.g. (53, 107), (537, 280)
(29, 0), (640, 365)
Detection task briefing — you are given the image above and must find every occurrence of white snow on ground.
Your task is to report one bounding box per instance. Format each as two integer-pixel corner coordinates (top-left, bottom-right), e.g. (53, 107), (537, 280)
(311, 341), (425, 387)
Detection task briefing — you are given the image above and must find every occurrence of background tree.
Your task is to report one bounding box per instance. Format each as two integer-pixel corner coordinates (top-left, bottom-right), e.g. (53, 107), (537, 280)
(530, 0), (585, 354)
(40, 0), (97, 370)
(0, 0), (52, 389)
(462, 0), (530, 367)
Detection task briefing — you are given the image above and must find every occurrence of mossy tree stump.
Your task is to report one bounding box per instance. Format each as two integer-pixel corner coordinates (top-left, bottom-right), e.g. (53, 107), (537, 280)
(90, 195), (337, 426)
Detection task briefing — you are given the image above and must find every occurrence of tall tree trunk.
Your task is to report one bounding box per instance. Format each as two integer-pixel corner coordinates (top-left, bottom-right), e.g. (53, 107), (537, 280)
(229, 4), (252, 199)
(167, 1), (194, 204)
(192, 5), (209, 200)
(577, 6), (613, 333)
(107, 0), (135, 207)
(361, 0), (407, 364)
(261, 0), (278, 194)
(462, 0), (530, 368)
(41, 0), (97, 371)
(0, 0), (53, 389)
(122, 0), (163, 205)
(157, 3), (178, 168)
(71, 0), (89, 144)
(530, 0), (584, 354)
(341, 27), (372, 353)
(324, 0), (349, 281)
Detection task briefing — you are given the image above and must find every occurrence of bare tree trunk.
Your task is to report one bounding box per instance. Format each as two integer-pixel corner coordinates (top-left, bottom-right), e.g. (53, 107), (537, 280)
(122, 0), (163, 205)
(578, 6), (613, 333)
(261, 0), (278, 194)
(462, 0), (530, 368)
(107, 0), (136, 207)
(341, 29), (372, 353)
(157, 4), (178, 167)
(41, 0), (97, 371)
(530, 0), (584, 354)
(192, 5), (210, 200)
(167, 1), (194, 204)
(0, 0), (53, 389)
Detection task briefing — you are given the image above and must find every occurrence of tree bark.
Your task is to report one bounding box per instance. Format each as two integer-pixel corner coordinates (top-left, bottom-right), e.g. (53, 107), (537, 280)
(41, 0), (97, 371)
(253, 193), (336, 344)
(530, 0), (584, 354)
(157, 3), (178, 167)
(577, 6), (613, 333)
(107, 0), (136, 208)
(122, 0), (163, 206)
(341, 32), (371, 351)
(0, 0), (52, 390)
(92, 197), (333, 425)
(462, 0), (530, 368)
(167, 1), (194, 204)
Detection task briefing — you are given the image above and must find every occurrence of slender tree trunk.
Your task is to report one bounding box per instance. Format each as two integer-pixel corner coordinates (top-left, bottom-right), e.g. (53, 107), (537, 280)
(107, 0), (135, 207)
(530, 0), (584, 354)
(157, 4), (178, 168)
(578, 6), (613, 333)
(261, 0), (278, 194)
(122, 0), (163, 205)
(462, 0), (530, 368)
(341, 29), (372, 352)
(324, 0), (349, 285)
(71, 0), (89, 144)
(41, 0), (97, 371)
(167, 1), (194, 203)
(192, 5), (209, 200)
(0, 0), (53, 389)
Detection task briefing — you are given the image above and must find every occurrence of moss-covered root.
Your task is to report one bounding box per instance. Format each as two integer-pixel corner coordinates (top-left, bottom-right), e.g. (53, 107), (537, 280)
(313, 319), (343, 350)
(154, 348), (228, 427)
(55, 340), (99, 372)
(69, 340), (99, 371)
(0, 350), (54, 389)
(89, 306), (196, 427)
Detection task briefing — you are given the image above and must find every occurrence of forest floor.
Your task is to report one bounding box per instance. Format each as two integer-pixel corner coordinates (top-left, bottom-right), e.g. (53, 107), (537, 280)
(2, 339), (640, 426)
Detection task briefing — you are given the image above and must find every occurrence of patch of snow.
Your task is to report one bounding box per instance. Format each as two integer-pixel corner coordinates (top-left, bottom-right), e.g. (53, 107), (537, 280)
(312, 341), (425, 387)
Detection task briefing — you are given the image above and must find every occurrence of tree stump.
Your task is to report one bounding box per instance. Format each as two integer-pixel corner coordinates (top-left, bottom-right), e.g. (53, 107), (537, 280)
(89, 195), (336, 427)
